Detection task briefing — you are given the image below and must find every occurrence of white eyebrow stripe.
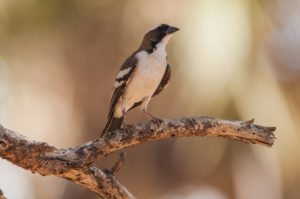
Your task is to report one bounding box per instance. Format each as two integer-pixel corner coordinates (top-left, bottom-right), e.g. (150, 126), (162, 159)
(116, 67), (132, 79)
(146, 24), (162, 33)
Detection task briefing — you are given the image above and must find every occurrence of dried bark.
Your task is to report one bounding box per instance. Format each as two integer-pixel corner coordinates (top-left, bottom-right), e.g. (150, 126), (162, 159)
(0, 116), (276, 199)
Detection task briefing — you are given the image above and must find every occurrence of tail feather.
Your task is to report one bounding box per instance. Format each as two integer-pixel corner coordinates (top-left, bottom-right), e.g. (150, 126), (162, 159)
(101, 116), (123, 137)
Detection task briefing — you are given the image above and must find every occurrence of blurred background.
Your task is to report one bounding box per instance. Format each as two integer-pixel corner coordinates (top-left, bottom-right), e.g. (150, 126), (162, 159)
(0, 0), (299, 198)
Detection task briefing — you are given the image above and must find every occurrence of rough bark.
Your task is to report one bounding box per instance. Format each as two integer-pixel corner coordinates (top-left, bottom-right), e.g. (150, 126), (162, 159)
(0, 116), (276, 199)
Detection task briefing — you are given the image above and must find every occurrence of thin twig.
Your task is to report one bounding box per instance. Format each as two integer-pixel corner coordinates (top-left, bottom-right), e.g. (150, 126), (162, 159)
(111, 152), (126, 175)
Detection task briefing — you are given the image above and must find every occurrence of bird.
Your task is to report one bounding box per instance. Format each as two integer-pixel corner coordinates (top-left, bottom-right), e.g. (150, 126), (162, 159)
(101, 24), (179, 137)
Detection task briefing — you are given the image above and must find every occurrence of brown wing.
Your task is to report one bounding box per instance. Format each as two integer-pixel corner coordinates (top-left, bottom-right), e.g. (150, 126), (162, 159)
(153, 64), (171, 96)
(108, 53), (138, 118)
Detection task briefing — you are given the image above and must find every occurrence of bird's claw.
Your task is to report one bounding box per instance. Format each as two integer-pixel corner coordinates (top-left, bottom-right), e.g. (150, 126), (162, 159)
(152, 118), (163, 126)
(123, 124), (134, 134)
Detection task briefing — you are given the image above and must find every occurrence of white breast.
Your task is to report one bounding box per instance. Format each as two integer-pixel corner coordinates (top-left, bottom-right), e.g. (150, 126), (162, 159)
(121, 44), (167, 112)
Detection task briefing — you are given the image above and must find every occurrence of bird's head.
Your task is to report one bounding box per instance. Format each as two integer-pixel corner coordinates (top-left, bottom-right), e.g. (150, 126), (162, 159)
(140, 24), (179, 52)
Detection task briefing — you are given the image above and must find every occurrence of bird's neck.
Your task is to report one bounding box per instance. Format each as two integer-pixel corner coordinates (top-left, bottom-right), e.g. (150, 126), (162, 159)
(139, 40), (167, 54)
(152, 42), (167, 58)
(139, 35), (172, 54)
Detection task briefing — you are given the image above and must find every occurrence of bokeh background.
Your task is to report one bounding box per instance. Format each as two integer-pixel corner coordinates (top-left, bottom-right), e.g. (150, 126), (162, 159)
(0, 0), (299, 198)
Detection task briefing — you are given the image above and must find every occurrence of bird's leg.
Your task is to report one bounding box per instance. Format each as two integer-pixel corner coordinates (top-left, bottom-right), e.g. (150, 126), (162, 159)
(122, 110), (133, 133)
(142, 109), (163, 125)
(140, 97), (163, 125)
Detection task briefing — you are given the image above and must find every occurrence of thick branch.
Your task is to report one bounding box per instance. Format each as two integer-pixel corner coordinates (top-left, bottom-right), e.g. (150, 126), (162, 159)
(0, 124), (134, 199)
(71, 116), (276, 165)
(0, 116), (276, 198)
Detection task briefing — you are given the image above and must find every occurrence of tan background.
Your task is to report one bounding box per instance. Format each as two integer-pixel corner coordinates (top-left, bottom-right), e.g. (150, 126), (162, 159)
(0, 0), (300, 198)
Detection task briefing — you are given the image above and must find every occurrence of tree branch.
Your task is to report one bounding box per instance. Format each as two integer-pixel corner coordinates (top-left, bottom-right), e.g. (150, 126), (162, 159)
(110, 152), (126, 175)
(0, 116), (276, 198)
(70, 116), (276, 165)
(0, 124), (135, 199)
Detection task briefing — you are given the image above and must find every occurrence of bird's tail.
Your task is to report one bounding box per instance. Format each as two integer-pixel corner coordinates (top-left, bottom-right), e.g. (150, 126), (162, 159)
(101, 115), (123, 137)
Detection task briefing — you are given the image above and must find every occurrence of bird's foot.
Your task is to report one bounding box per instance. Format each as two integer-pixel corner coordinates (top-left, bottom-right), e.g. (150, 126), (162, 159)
(152, 117), (163, 125)
(142, 110), (163, 124)
(123, 123), (134, 134)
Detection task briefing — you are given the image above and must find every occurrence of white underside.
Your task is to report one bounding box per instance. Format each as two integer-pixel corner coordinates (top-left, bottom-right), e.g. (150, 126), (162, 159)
(114, 41), (169, 117)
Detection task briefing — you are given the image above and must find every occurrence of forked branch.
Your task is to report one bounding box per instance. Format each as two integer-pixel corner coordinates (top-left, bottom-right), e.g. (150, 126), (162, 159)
(0, 116), (276, 199)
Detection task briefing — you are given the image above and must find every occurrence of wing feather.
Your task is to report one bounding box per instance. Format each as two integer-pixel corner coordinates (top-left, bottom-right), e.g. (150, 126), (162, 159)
(153, 64), (171, 96)
(108, 53), (138, 118)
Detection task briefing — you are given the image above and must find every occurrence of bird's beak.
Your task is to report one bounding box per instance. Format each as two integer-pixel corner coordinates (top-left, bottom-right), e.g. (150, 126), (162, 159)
(166, 26), (180, 34)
